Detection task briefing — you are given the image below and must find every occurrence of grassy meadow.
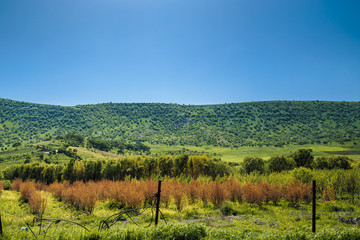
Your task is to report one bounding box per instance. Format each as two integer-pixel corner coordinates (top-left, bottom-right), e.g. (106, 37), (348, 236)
(149, 142), (360, 163)
(1, 178), (360, 240)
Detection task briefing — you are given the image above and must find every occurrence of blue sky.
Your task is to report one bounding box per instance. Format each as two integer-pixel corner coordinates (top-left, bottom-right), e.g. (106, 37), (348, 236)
(0, 0), (359, 106)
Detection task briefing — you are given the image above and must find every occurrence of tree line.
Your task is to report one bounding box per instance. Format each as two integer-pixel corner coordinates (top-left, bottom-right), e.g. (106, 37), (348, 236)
(2, 154), (230, 183)
(241, 149), (353, 174)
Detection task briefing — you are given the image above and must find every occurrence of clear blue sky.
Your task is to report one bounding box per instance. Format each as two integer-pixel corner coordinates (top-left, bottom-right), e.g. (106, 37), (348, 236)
(0, 0), (359, 106)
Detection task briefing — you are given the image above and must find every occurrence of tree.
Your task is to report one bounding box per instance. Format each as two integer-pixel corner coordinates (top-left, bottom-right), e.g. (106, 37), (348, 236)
(328, 156), (351, 170)
(242, 157), (265, 174)
(268, 155), (291, 172)
(12, 142), (21, 148)
(62, 159), (76, 183)
(289, 149), (314, 168)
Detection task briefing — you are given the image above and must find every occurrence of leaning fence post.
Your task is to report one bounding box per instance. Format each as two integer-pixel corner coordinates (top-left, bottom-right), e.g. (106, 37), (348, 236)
(312, 180), (316, 233)
(155, 180), (162, 226)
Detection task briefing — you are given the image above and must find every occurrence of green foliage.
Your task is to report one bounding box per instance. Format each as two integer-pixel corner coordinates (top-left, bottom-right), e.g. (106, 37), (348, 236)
(289, 149), (314, 168)
(242, 157), (265, 174)
(148, 224), (206, 240)
(1, 180), (11, 190)
(267, 155), (295, 172)
(62, 132), (85, 147)
(292, 167), (314, 183)
(63, 159), (76, 183)
(3, 155), (231, 182)
(1, 99), (359, 148)
(314, 156), (352, 170)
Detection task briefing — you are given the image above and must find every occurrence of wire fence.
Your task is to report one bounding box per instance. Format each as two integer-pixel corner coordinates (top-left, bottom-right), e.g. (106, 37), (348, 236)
(0, 181), (166, 239)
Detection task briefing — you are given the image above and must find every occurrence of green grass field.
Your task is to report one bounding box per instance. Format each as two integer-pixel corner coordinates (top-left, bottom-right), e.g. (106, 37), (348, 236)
(1, 141), (359, 170)
(1, 188), (360, 240)
(148, 142), (360, 163)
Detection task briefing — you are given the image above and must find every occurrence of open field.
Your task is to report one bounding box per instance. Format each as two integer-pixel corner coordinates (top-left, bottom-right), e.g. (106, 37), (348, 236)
(148, 142), (360, 163)
(1, 141), (359, 171)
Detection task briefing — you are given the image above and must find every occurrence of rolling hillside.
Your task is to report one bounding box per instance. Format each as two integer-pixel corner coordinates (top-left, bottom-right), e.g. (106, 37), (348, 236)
(0, 98), (359, 148)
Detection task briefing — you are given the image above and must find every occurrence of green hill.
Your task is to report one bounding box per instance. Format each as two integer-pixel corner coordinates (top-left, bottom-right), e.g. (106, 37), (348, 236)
(0, 98), (359, 148)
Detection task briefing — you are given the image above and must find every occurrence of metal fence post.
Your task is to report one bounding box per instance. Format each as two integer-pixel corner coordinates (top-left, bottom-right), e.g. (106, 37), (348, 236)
(312, 180), (316, 233)
(155, 180), (162, 226)
(0, 212), (3, 235)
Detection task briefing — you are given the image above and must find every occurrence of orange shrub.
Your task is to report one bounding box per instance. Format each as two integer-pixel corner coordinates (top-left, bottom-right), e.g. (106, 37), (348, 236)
(0, 181), (3, 195)
(12, 179), (23, 191)
(48, 182), (65, 201)
(142, 179), (157, 201)
(187, 180), (201, 204)
(170, 180), (186, 211)
(285, 179), (311, 207)
(35, 182), (48, 191)
(266, 183), (284, 206)
(29, 191), (47, 215)
(20, 181), (37, 203)
(199, 183), (210, 207)
(224, 178), (242, 203)
(242, 183), (266, 207)
(160, 181), (172, 207)
(208, 181), (229, 207)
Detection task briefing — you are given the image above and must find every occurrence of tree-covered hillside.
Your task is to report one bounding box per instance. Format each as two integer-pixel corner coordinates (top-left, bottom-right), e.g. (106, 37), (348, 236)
(0, 98), (359, 147)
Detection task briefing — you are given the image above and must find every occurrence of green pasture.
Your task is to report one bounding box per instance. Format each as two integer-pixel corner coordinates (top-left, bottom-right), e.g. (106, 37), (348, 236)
(1, 141), (360, 170)
(1, 189), (360, 240)
(148, 142), (360, 163)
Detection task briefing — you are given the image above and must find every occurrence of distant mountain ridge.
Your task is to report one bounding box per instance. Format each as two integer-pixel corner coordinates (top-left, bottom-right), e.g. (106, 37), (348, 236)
(0, 98), (359, 147)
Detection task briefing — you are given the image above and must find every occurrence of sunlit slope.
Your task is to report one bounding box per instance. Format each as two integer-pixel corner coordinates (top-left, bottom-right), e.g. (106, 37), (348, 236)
(0, 99), (359, 147)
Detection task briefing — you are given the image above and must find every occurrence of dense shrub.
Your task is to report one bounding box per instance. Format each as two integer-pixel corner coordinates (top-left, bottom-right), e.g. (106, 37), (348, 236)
(242, 157), (265, 174)
(292, 167), (313, 183)
(314, 156), (352, 170)
(241, 183), (266, 207)
(322, 185), (336, 201)
(20, 181), (36, 203)
(285, 179), (311, 207)
(267, 156), (294, 172)
(207, 181), (229, 207)
(224, 178), (242, 203)
(289, 149), (314, 168)
(14, 180), (48, 214)
(11, 179), (23, 191)
(29, 191), (47, 215)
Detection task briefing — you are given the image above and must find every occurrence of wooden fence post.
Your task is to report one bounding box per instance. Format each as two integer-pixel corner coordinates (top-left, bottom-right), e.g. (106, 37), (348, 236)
(312, 180), (316, 233)
(155, 180), (162, 226)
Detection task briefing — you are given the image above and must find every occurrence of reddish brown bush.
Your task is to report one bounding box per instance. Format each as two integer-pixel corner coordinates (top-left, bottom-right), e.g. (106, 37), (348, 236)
(208, 181), (229, 207)
(12, 179), (23, 191)
(242, 183), (266, 207)
(20, 181), (37, 203)
(29, 191), (47, 215)
(160, 181), (172, 207)
(267, 183), (284, 206)
(285, 179), (311, 207)
(187, 180), (201, 204)
(224, 178), (242, 203)
(34, 182), (48, 191)
(0, 181), (3, 195)
(48, 182), (65, 201)
(199, 183), (210, 207)
(170, 180), (186, 211)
